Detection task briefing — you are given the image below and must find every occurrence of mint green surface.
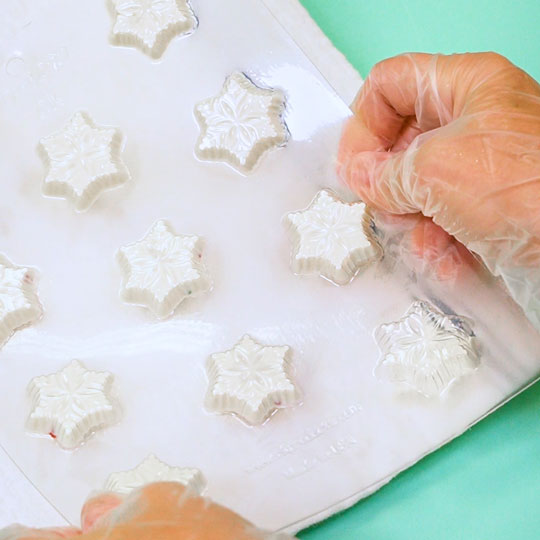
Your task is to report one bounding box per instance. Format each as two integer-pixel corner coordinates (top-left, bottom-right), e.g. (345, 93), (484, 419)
(301, 0), (540, 81)
(297, 1), (540, 538)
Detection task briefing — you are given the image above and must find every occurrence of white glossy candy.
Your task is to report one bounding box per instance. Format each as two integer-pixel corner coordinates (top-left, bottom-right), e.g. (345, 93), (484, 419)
(38, 111), (129, 211)
(105, 454), (206, 495)
(0, 255), (42, 349)
(27, 360), (118, 449)
(109, 0), (198, 59)
(194, 72), (289, 174)
(285, 189), (381, 285)
(374, 301), (480, 397)
(205, 335), (300, 425)
(117, 219), (211, 318)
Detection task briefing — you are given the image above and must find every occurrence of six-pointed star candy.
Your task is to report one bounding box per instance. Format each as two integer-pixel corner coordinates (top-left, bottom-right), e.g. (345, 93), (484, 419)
(374, 301), (480, 397)
(109, 0), (198, 59)
(117, 219), (211, 318)
(0, 255), (42, 349)
(37, 111), (129, 211)
(205, 335), (300, 425)
(194, 72), (289, 174)
(285, 189), (381, 285)
(26, 360), (118, 449)
(105, 454), (206, 495)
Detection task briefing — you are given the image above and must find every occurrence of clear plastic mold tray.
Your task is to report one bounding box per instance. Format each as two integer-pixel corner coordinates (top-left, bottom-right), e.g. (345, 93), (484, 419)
(0, 0), (539, 534)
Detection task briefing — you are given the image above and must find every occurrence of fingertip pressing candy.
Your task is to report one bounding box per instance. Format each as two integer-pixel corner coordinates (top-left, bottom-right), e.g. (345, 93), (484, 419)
(105, 454), (206, 495)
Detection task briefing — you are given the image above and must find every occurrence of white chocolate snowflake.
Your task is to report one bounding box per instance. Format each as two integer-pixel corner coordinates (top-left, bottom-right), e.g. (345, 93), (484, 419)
(374, 301), (480, 398)
(37, 111), (129, 211)
(117, 219), (211, 318)
(205, 335), (300, 425)
(108, 0), (198, 59)
(0, 255), (42, 349)
(105, 454), (206, 495)
(26, 360), (118, 449)
(194, 72), (289, 174)
(285, 189), (381, 285)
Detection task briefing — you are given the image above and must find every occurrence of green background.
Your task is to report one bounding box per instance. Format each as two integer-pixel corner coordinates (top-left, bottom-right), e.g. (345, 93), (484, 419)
(297, 1), (540, 539)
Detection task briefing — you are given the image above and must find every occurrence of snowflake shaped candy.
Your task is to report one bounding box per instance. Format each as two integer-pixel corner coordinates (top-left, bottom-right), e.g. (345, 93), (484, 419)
(194, 72), (289, 174)
(285, 189), (381, 285)
(26, 360), (118, 449)
(108, 0), (198, 59)
(37, 111), (129, 211)
(205, 335), (300, 425)
(105, 454), (206, 495)
(117, 220), (211, 318)
(374, 301), (480, 398)
(0, 255), (42, 349)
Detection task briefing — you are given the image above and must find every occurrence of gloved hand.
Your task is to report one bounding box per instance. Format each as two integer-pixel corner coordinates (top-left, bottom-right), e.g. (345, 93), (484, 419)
(338, 52), (540, 328)
(0, 483), (292, 540)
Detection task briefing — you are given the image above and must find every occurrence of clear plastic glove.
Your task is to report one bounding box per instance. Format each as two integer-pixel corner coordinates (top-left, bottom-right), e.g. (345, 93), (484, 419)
(0, 483), (293, 540)
(338, 52), (540, 328)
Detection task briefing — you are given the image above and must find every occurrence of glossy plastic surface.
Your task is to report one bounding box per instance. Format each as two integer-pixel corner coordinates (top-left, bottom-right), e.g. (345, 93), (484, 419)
(0, 0), (539, 535)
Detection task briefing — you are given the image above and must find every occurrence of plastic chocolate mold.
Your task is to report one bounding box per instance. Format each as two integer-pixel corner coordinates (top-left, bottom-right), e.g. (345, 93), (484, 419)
(0, 255), (42, 349)
(117, 219), (211, 318)
(26, 360), (118, 449)
(374, 301), (480, 397)
(108, 0), (198, 59)
(194, 72), (289, 174)
(205, 335), (300, 425)
(285, 189), (381, 285)
(37, 111), (129, 212)
(104, 454), (206, 495)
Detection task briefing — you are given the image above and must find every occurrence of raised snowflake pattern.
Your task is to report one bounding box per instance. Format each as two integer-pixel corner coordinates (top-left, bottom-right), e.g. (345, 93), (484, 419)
(285, 189), (381, 285)
(37, 111), (129, 211)
(109, 0), (198, 59)
(205, 335), (300, 425)
(374, 301), (480, 397)
(27, 360), (118, 449)
(105, 454), (206, 495)
(194, 72), (289, 174)
(0, 254), (42, 349)
(117, 219), (211, 318)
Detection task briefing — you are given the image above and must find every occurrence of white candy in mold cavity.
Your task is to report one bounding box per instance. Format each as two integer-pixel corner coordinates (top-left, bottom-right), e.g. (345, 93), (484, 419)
(0, 255), (42, 349)
(37, 111), (129, 212)
(285, 189), (381, 285)
(194, 72), (289, 174)
(117, 219), (211, 318)
(104, 454), (206, 495)
(374, 301), (480, 398)
(26, 360), (118, 449)
(108, 0), (198, 59)
(205, 335), (300, 425)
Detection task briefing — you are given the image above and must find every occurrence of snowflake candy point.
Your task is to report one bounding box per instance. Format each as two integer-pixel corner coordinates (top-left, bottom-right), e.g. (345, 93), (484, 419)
(194, 72), (289, 174)
(104, 454), (206, 495)
(117, 219), (211, 318)
(0, 254), (42, 349)
(285, 189), (381, 285)
(37, 111), (129, 212)
(374, 301), (480, 398)
(108, 0), (198, 59)
(205, 335), (301, 425)
(26, 360), (119, 449)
